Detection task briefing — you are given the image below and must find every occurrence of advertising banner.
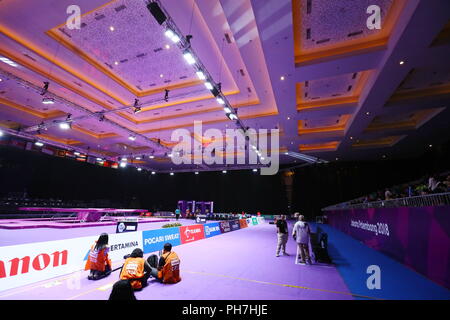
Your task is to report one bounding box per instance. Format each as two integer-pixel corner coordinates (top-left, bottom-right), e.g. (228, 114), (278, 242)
(252, 217), (258, 225)
(239, 219), (248, 229)
(327, 205), (450, 289)
(204, 222), (221, 238)
(246, 218), (252, 225)
(116, 221), (138, 233)
(179, 224), (205, 244)
(142, 227), (181, 254)
(219, 220), (231, 233)
(257, 217), (265, 224)
(229, 220), (241, 231)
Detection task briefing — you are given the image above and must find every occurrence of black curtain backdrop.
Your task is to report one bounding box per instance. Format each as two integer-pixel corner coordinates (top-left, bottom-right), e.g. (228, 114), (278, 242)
(0, 139), (449, 216)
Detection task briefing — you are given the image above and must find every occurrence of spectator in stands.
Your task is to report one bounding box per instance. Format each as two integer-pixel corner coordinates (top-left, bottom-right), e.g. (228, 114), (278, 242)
(276, 215), (289, 257)
(146, 243), (181, 284)
(85, 233), (112, 280)
(292, 215), (312, 265)
(120, 248), (152, 290)
(385, 189), (393, 200)
(109, 280), (137, 300)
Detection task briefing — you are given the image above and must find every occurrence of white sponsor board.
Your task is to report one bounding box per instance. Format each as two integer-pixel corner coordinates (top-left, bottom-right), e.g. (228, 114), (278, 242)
(0, 231), (142, 292)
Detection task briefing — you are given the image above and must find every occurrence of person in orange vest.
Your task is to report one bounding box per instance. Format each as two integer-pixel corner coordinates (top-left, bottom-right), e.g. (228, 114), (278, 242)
(147, 243), (181, 284)
(85, 233), (112, 280)
(119, 248), (152, 290)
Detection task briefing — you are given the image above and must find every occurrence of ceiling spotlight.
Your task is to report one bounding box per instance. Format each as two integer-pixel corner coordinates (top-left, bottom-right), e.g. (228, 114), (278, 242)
(151, 171), (156, 175)
(228, 113), (238, 121)
(366, 112), (370, 115)
(183, 52), (196, 65)
(350, 136), (353, 140)
(222, 170), (227, 173)
(0, 56), (18, 67)
(119, 162), (127, 168)
(114, 61), (119, 65)
(149, 155), (155, 159)
(109, 26), (115, 31)
(280, 76), (285, 80)
(128, 135), (136, 141)
(223, 107), (232, 113)
(159, 74), (164, 78)
(59, 122), (71, 130)
(252, 168), (257, 172)
(135, 156), (141, 160)
(165, 44), (170, 49)
(429, 144), (433, 148)
(164, 29), (180, 43)
(0, 130), (3, 137)
(42, 97), (55, 104)
(195, 171), (199, 175)
(121, 157), (128, 162)
(96, 157), (102, 161)
(399, 60), (405, 65)
(287, 117), (290, 120)
(35, 141), (44, 147)
(196, 71), (206, 80)
(137, 168), (142, 171)
(216, 97), (225, 104)
(170, 172), (174, 176)
(204, 82), (213, 90)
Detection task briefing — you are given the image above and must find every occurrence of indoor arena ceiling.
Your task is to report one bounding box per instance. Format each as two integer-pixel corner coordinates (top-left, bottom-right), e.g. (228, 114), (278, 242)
(0, 0), (449, 172)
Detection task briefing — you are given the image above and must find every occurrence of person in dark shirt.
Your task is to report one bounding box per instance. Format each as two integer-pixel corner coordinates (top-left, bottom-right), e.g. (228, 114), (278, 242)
(276, 215), (289, 257)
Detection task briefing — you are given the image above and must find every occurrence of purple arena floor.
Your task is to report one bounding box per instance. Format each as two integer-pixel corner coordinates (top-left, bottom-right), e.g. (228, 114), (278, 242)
(0, 220), (355, 300)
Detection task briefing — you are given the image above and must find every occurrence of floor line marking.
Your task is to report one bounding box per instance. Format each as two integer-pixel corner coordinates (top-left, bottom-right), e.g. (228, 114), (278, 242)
(183, 270), (383, 300)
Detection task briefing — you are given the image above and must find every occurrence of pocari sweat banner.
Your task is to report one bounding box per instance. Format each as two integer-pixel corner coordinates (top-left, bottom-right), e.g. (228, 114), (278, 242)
(142, 227), (181, 254)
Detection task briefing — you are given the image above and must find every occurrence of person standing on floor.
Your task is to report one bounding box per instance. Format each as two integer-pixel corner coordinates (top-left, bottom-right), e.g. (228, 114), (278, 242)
(175, 208), (181, 221)
(292, 215), (312, 265)
(276, 215), (289, 257)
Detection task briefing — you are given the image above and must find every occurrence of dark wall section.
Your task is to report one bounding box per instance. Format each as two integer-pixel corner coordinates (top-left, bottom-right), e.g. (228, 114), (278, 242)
(0, 146), (286, 213)
(0, 139), (449, 215)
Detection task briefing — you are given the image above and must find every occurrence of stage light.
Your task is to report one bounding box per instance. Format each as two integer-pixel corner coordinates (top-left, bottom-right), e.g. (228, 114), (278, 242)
(204, 82), (213, 90)
(119, 162), (127, 168)
(216, 97), (225, 104)
(128, 135), (136, 141)
(59, 122), (70, 130)
(196, 71), (206, 80)
(0, 56), (18, 67)
(164, 29), (180, 43)
(35, 141), (44, 147)
(137, 168), (142, 171)
(222, 170), (227, 173)
(42, 97), (55, 104)
(399, 60), (405, 65)
(151, 171), (156, 175)
(183, 52), (196, 65)
(195, 171), (199, 175)
(170, 172), (174, 176)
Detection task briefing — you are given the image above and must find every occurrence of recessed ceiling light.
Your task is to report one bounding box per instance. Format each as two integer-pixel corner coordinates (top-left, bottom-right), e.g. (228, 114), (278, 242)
(222, 170), (227, 173)
(149, 155), (155, 159)
(109, 26), (115, 31)
(280, 76), (285, 80)
(114, 61), (119, 65)
(170, 172), (174, 175)
(135, 156), (141, 160)
(0, 130), (4, 137)
(165, 44), (170, 49)
(59, 122), (70, 130)
(287, 116), (290, 120)
(195, 171), (199, 175)
(350, 136), (353, 140)
(160, 74), (164, 78)
(196, 71), (206, 80)
(399, 60), (405, 65)
(137, 168), (142, 171)
(151, 171), (156, 175)
(35, 141), (44, 147)
(429, 144), (433, 148)
(366, 112), (370, 115)
(252, 169), (257, 172)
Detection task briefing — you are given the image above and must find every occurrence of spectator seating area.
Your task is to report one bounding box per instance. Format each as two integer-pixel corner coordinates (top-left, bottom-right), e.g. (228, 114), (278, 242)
(323, 170), (450, 210)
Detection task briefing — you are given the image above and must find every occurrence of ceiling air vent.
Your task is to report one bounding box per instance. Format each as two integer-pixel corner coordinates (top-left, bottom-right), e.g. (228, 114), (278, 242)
(114, 5), (126, 12)
(58, 28), (72, 38)
(306, 0), (312, 14)
(247, 87), (252, 93)
(164, 80), (171, 83)
(239, 69), (245, 76)
(179, 76), (187, 79)
(23, 53), (36, 62)
(136, 85), (142, 90)
(347, 85), (353, 92)
(149, 83), (156, 87)
(81, 22), (87, 28)
(175, 108), (182, 111)
(224, 33), (232, 44)
(94, 14), (106, 21)
(316, 38), (330, 44)
(153, 47), (163, 53)
(306, 28), (311, 40)
(348, 30), (363, 37)
(120, 59), (128, 63)
(136, 53), (147, 58)
(352, 72), (358, 79)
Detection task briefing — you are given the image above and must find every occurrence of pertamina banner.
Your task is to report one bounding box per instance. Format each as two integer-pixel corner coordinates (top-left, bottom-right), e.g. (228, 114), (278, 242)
(180, 225), (205, 244)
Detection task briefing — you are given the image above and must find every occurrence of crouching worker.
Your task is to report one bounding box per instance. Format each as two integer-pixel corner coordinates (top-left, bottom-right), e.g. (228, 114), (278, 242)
(120, 248), (152, 290)
(147, 243), (181, 284)
(85, 233), (112, 280)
